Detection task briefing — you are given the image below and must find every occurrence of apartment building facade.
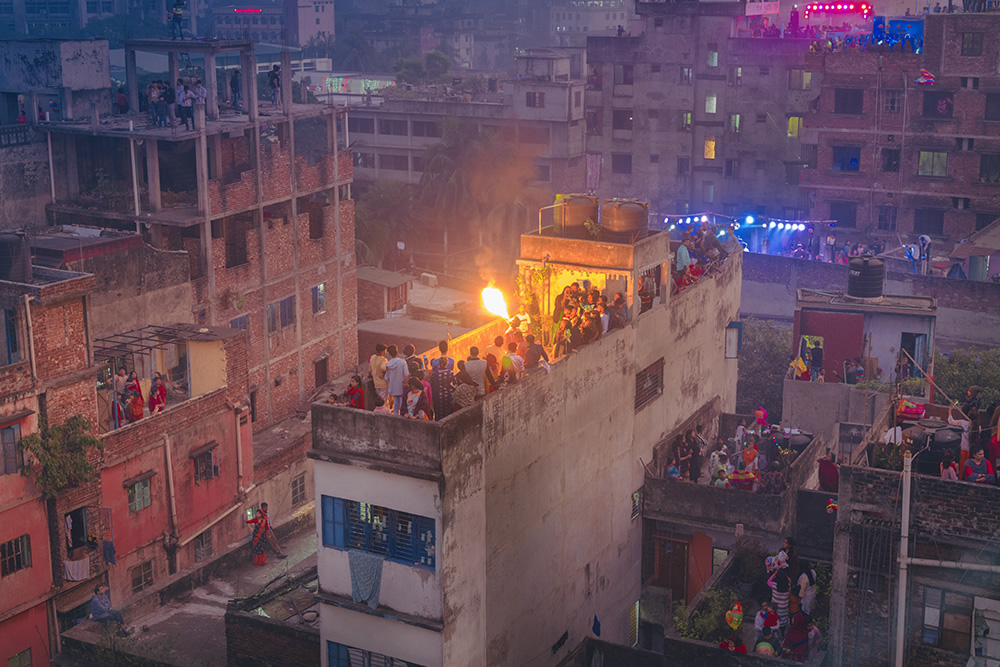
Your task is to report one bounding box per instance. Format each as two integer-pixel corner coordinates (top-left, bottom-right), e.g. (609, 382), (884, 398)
(584, 1), (819, 221)
(348, 51), (587, 192)
(800, 13), (1000, 245)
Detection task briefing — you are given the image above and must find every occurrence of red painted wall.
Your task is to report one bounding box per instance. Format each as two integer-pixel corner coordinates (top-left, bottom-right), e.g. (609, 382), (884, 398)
(0, 604), (50, 667)
(795, 310), (865, 383)
(0, 493), (53, 611)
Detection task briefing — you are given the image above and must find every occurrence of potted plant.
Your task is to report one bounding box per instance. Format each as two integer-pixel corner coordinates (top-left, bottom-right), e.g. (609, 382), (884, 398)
(733, 536), (767, 597)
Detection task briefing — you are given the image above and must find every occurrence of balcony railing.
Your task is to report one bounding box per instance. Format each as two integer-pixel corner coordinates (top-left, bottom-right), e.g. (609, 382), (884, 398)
(0, 124), (33, 148)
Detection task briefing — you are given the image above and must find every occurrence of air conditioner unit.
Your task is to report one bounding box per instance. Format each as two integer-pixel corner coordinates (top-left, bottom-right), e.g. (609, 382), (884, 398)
(420, 272), (438, 287)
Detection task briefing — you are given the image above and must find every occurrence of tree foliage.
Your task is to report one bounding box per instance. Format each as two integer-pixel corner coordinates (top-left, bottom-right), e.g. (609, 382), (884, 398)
(736, 318), (793, 421)
(355, 179), (415, 267)
(933, 348), (1000, 408)
(18, 416), (104, 501)
(673, 588), (745, 643)
(393, 50), (452, 85)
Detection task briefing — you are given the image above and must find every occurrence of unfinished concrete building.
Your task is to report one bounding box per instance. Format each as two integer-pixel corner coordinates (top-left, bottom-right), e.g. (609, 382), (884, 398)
(41, 38), (358, 430)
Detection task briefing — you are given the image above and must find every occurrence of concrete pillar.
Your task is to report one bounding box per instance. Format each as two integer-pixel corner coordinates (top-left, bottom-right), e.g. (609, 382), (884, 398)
(208, 134), (222, 180)
(245, 52), (259, 122)
(969, 256), (988, 282)
(28, 92), (39, 125)
(195, 134), (209, 215)
(126, 48), (139, 116)
(169, 52), (180, 90)
(64, 135), (80, 199)
(194, 103), (206, 131)
(150, 223), (166, 249)
(280, 49), (292, 114)
(205, 51), (219, 121)
(61, 87), (73, 121)
(145, 140), (162, 212)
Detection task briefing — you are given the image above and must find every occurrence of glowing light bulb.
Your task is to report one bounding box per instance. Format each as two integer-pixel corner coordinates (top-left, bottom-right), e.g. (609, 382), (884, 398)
(778, 223), (785, 230)
(745, 215), (754, 225)
(769, 221), (777, 229)
(701, 215), (708, 223)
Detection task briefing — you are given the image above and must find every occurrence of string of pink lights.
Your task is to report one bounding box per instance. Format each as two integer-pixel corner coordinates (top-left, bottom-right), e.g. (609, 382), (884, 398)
(803, 1), (873, 18)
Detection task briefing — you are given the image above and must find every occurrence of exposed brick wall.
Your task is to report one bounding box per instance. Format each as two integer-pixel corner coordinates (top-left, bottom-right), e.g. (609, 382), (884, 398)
(224, 608), (320, 667)
(336, 150), (353, 185)
(295, 154), (334, 192)
(263, 217), (295, 278)
(0, 361), (34, 401)
(209, 170), (258, 216)
(357, 279), (386, 321)
(46, 377), (97, 431)
(31, 298), (90, 382)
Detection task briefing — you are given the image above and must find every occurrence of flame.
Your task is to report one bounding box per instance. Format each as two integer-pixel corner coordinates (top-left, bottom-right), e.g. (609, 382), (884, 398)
(481, 285), (510, 320)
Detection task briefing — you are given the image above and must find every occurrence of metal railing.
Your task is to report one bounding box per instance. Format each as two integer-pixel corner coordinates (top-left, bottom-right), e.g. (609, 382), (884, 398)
(0, 124), (33, 148)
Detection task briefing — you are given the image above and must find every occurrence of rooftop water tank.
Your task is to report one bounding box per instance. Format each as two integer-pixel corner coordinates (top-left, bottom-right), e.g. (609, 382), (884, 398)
(0, 233), (31, 283)
(601, 199), (648, 243)
(554, 194), (598, 239)
(847, 256), (884, 299)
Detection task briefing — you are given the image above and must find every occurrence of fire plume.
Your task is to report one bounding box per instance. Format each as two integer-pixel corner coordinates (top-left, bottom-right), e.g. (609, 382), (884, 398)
(481, 285), (510, 320)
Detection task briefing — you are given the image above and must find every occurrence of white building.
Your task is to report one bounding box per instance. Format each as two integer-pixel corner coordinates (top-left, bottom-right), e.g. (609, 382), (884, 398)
(310, 224), (742, 665)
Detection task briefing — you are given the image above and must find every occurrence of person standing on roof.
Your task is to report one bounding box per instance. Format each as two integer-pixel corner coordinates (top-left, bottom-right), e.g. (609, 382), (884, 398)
(170, 0), (185, 40)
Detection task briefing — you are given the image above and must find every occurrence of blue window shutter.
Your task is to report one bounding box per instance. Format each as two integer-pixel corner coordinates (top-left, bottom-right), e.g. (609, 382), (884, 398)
(321, 496), (333, 546)
(417, 516), (436, 568)
(333, 497), (345, 547)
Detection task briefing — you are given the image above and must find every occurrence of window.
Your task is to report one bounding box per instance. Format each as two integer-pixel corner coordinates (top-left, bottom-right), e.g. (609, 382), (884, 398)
(7, 648), (31, 667)
(353, 152), (374, 169)
(881, 148), (900, 172)
(0, 534), (30, 577)
(321, 496), (436, 569)
(832, 146), (861, 172)
(787, 116), (804, 138)
(914, 209), (945, 235)
(961, 32), (983, 56)
(724, 159), (740, 179)
(679, 66), (692, 85)
(830, 201), (858, 228)
(922, 588), (973, 650)
(525, 91), (545, 108)
(411, 121), (441, 137)
(705, 94), (717, 114)
(411, 155), (425, 173)
(127, 477), (151, 513)
(249, 390), (257, 423)
(923, 91), (954, 118)
(728, 66), (742, 86)
(650, 64), (661, 73)
(585, 109), (602, 135)
(883, 90), (903, 113)
(785, 163), (802, 185)
(2, 422), (23, 475)
(224, 218), (250, 268)
(756, 114), (767, 123)
(956, 137), (974, 151)
(193, 529), (213, 562)
(677, 157), (690, 178)
(650, 154), (660, 164)
(328, 642), (413, 667)
(614, 64), (634, 85)
(377, 119), (407, 136)
(877, 206), (897, 231)
(704, 137), (716, 160)
(379, 154), (409, 171)
(987, 94), (1000, 121)
(347, 117), (374, 134)
(703, 181), (715, 203)
(789, 69), (812, 90)
(918, 151), (948, 177)
(267, 296), (295, 332)
(961, 76), (979, 89)
(635, 358), (664, 411)
(680, 111), (692, 131)
(130, 560), (153, 594)
(312, 283), (326, 314)
(192, 445), (220, 483)
(230, 315), (248, 330)
(612, 109), (633, 131)
(706, 43), (718, 68)
(728, 113), (741, 133)
(834, 88), (863, 114)
(291, 473), (307, 507)
(611, 153), (632, 175)
(976, 213), (998, 230)
(535, 164), (550, 182)
(64, 507), (87, 549)
(314, 357), (328, 387)
(725, 321), (742, 358)
(980, 154), (1000, 182)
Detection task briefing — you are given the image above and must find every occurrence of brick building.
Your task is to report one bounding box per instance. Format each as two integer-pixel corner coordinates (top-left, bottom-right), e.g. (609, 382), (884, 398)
(584, 2), (818, 220)
(347, 49), (586, 192)
(800, 13), (1000, 247)
(42, 37), (358, 432)
(0, 248), (102, 667)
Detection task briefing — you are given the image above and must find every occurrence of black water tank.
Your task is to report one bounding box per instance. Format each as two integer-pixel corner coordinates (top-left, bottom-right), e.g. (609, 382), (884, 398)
(0, 233), (31, 282)
(847, 256), (884, 298)
(554, 194), (598, 238)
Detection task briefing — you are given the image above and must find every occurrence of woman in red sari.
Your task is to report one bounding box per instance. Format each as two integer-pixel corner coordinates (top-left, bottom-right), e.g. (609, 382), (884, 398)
(245, 503), (286, 565)
(148, 374), (167, 415)
(126, 371), (144, 422)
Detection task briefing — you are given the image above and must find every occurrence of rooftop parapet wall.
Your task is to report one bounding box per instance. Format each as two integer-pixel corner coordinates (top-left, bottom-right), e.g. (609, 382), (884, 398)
(644, 475), (785, 535)
(519, 227), (670, 272)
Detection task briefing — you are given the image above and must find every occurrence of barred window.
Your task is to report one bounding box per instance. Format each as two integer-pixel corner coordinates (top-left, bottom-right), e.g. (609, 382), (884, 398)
(635, 358), (664, 412)
(328, 641), (417, 667)
(0, 534), (30, 576)
(321, 496), (435, 569)
(291, 473), (307, 506)
(131, 560), (153, 594)
(193, 529), (213, 562)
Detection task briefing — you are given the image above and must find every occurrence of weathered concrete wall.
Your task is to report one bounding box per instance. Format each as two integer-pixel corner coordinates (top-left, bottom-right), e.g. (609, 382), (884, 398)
(741, 253), (1000, 349)
(644, 476), (784, 536)
(781, 378), (888, 445)
(0, 135), (52, 230)
(794, 488), (837, 558)
(476, 253), (741, 665)
(66, 242), (192, 340)
(0, 40), (111, 118)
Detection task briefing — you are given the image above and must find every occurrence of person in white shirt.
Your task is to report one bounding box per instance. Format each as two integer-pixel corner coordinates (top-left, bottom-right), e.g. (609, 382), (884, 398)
(383, 344), (408, 416)
(505, 342), (524, 378)
(464, 347), (488, 395)
(948, 405), (973, 471)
